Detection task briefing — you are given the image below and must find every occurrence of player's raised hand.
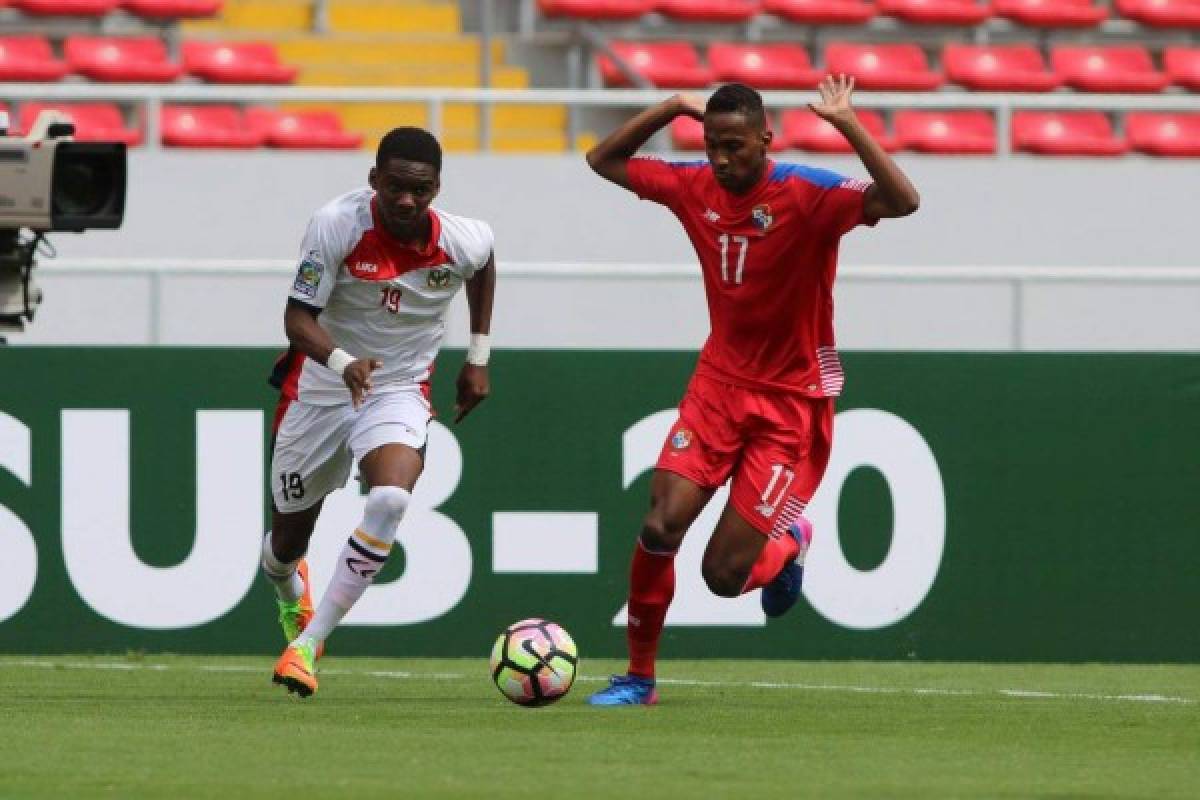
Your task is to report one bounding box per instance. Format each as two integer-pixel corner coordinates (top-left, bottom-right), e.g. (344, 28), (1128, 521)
(809, 74), (857, 125)
(671, 93), (706, 121)
(454, 363), (489, 423)
(344, 358), (382, 410)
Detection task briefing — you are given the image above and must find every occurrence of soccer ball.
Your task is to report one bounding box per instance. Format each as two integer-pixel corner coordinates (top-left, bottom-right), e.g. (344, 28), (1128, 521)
(489, 618), (578, 706)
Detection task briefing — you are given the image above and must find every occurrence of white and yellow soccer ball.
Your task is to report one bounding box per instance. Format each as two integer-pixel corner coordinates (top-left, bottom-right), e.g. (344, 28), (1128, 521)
(489, 618), (578, 706)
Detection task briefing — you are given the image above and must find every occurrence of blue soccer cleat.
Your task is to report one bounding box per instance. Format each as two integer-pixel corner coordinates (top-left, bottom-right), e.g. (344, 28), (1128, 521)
(587, 674), (659, 706)
(761, 518), (814, 618)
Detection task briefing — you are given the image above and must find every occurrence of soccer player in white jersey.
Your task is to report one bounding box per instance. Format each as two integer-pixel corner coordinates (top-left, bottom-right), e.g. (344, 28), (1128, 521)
(263, 127), (496, 697)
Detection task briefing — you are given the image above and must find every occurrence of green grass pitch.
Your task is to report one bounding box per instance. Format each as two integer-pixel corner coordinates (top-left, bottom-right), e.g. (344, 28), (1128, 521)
(2, 656), (1198, 798)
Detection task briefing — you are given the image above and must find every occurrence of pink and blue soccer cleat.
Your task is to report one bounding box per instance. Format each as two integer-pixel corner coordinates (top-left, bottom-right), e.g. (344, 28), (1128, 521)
(761, 518), (813, 618)
(587, 674), (659, 706)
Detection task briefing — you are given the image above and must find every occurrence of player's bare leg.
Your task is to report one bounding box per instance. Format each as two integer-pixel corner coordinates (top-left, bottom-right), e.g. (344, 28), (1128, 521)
(274, 444), (422, 698)
(262, 501), (322, 651)
(702, 502), (812, 617)
(588, 471), (712, 706)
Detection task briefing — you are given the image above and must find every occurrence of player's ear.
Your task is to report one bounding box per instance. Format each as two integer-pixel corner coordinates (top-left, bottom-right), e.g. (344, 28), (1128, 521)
(368, 166), (378, 190)
(762, 129), (774, 150)
(431, 175), (442, 202)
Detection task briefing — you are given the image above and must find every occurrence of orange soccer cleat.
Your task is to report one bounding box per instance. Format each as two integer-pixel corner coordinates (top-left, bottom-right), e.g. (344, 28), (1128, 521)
(272, 640), (318, 698)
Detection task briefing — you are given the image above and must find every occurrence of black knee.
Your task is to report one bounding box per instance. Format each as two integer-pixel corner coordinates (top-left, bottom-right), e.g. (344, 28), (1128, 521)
(702, 560), (745, 598)
(640, 511), (687, 554)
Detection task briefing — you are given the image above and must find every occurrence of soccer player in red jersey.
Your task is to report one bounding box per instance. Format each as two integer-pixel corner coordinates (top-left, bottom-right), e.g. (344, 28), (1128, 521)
(586, 78), (919, 705)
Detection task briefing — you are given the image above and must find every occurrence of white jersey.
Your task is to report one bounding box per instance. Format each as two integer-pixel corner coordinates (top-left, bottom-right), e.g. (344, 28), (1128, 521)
(288, 188), (494, 405)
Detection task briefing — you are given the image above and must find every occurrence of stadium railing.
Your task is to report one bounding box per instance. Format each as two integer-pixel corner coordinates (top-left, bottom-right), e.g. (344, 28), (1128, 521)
(5, 83), (1200, 153)
(35, 258), (1200, 348)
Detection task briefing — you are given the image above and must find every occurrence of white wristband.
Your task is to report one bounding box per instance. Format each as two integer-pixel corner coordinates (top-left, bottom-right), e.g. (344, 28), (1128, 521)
(466, 333), (491, 366)
(325, 348), (355, 376)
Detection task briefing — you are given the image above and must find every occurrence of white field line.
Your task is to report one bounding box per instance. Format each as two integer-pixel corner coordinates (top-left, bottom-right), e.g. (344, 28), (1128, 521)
(0, 659), (1193, 706)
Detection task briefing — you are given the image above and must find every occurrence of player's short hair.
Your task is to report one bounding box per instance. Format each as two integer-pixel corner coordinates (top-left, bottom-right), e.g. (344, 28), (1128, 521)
(706, 83), (767, 131)
(376, 127), (442, 173)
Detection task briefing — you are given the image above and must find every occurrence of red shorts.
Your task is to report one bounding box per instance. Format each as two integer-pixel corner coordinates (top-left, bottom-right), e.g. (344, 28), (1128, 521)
(656, 373), (834, 538)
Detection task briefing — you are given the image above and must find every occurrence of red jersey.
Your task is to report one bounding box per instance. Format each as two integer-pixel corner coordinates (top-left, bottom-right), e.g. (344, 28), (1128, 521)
(627, 158), (875, 397)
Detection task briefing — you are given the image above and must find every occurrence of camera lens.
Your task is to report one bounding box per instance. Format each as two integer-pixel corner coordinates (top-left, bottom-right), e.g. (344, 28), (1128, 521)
(53, 154), (115, 216)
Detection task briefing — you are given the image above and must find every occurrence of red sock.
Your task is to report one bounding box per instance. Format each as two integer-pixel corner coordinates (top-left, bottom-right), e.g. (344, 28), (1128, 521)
(626, 540), (676, 680)
(740, 533), (800, 594)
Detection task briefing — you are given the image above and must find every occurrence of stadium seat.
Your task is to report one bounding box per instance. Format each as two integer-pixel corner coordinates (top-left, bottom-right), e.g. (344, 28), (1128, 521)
(1011, 111), (1128, 156)
(763, 0), (877, 22)
(0, 36), (70, 82)
(1051, 46), (1170, 93)
(597, 42), (714, 88)
(18, 102), (142, 145)
(182, 41), (298, 84)
(10, 0), (118, 14)
(943, 44), (1061, 91)
(1125, 113), (1200, 156)
(707, 43), (821, 89)
(993, 0), (1106, 26)
(1164, 47), (1200, 90)
(877, 0), (992, 25)
(537, 0), (654, 18)
(780, 108), (895, 152)
(824, 43), (943, 90)
(161, 105), (265, 148)
(244, 108), (364, 149)
(121, 0), (223, 18)
(894, 110), (996, 154)
(1116, 0), (1200, 28)
(65, 37), (183, 83)
(656, 0), (762, 22)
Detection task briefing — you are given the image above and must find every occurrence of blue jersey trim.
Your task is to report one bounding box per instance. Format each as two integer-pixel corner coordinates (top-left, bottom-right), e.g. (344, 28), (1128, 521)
(666, 160), (709, 169)
(769, 163), (845, 189)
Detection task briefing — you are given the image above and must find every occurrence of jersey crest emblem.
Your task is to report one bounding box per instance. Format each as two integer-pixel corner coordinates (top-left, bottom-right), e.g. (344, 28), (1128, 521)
(752, 204), (773, 232)
(427, 268), (452, 289)
(292, 250), (323, 298)
(670, 429), (693, 450)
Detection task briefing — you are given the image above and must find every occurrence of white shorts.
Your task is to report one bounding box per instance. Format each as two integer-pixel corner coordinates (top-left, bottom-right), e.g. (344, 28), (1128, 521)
(270, 386), (431, 513)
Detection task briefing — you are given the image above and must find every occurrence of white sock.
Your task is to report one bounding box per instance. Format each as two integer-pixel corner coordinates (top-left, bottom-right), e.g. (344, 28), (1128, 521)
(294, 486), (410, 647)
(261, 532), (304, 603)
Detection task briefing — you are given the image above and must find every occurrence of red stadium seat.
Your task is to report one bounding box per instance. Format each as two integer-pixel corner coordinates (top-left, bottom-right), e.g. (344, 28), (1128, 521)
(824, 43), (943, 90)
(1011, 111), (1128, 156)
(656, 0), (761, 22)
(763, 0), (877, 22)
(780, 108), (895, 152)
(1051, 46), (1169, 93)
(708, 43), (821, 89)
(65, 37), (183, 83)
(1116, 0), (1200, 28)
(537, 0), (653, 18)
(182, 41), (298, 84)
(121, 0), (223, 18)
(943, 44), (1061, 91)
(10, 0), (118, 14)
(18, 102), (142, 145)
(877, 0), (992, 25)
(1125, 113), (1200, 157)
(161, 105), (265, 148)
(597, 42), (713, 88)
(1164, 47), (1200, 89)
(0, 36), (69, 82)
(993, 0), (1106, 26)
(245, 108), (364, 149)
(894, 110), (995, 154)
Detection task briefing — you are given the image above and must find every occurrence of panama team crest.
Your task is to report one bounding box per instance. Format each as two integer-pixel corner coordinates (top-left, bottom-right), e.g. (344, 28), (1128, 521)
(671, 429), (693, 450)
(752, 204), (773, 232)
(427, 268), (452, 289)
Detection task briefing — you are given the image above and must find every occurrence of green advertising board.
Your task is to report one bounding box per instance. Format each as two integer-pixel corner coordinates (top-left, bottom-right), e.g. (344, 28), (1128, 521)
(0, 349), (1197, 662)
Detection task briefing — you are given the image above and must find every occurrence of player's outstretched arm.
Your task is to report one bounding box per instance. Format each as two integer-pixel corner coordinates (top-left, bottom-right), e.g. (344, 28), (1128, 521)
(585, 94), (705, 191)
(810, 74), (920, 220)
(455, 253), (496, 423)
(284, 299), (380, 408)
